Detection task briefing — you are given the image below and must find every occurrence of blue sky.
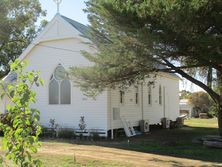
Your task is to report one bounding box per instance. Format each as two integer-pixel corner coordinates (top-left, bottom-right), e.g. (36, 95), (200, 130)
(39, 0), (89, 25)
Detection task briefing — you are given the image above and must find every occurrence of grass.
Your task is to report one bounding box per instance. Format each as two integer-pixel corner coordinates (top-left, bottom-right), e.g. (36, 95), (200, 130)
(0, 118), (222, 167)
(35, 154), (129, 167)
(185, 118), (218, 128)
(119, 118), (221, 162)
(0, 149), (130, 167)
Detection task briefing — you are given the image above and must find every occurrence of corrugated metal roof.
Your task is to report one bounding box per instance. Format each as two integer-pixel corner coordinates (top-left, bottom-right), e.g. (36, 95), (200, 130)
(61, 15), (90, 39)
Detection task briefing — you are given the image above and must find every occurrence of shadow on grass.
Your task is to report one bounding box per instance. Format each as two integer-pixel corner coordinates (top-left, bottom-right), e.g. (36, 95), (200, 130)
(42, 126), (222, 164)
(105, 126), (222, 163)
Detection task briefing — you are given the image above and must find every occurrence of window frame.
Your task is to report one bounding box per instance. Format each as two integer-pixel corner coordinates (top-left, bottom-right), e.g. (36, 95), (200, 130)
(148, 85), (152, 105)
(119, 90), (125, 104)
(60, 79), (71, 104)
(49, 65), (72, 105)
(135, 86), (139, 105)
(159, 85), (162, 105)
(49, 78), (60, 105)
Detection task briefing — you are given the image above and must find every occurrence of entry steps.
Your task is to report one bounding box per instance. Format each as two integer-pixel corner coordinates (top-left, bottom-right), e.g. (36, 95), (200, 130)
(120, 116), (137, 137)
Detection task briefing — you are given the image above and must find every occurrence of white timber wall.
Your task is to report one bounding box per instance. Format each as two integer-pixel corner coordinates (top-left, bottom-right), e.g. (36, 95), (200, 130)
(11, 14), (109, 131)
(108, 86), (143, 129)
(143, 73), (180, 124)
(108, 73), (179, 130)
(24, 38), (108, 130)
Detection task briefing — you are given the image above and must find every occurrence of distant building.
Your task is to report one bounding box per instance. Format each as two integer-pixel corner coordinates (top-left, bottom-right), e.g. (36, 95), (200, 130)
(179, 99), (194, 118)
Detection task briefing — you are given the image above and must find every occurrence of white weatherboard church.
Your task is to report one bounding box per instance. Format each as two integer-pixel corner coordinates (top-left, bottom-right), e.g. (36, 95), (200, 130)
(0, 11), (179, 138)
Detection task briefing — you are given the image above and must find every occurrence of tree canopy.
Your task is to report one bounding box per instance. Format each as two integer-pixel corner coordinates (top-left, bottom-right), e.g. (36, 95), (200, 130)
(0, 0), (46, 78)
(71, 0), (222, 135)
(189, 91), (211, 113)
(180, 90), (192, 100)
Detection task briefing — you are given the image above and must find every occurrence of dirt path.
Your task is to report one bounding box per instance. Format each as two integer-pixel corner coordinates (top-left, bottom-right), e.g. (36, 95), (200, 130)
(39, 142), (222, 167)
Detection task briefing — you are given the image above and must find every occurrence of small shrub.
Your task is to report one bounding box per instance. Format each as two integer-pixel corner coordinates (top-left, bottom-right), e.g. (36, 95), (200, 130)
(176, 117), (184, 128)
(58, 129), (75, 139)
(79, 116), (86, 131)
(39, 126), (56, 138)
(47, 119), (59, 138)
(90, 132), (100, 140)
(49, 119), (59, 130)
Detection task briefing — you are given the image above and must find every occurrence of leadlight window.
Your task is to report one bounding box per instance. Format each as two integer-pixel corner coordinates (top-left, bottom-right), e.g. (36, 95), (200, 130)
(49, 64), (71, 105)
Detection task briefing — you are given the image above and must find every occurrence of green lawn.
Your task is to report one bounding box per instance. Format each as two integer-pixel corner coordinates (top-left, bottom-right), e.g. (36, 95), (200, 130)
(0, 118), (222, 167)
(121, 118), (221, 162)
(35, 154), (129, 167)
(185, 118), (218, 128)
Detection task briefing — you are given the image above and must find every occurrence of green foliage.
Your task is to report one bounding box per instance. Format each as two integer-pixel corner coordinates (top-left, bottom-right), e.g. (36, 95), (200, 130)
(189, 91), (211, 113)
(180, 90), (192, 99)
(70, 0), (222, 134)
(0, 0), (46, 78)
(58, 129), (75, 139)
(71, 0), (221, 98)
(90, 132), (100, 141)
(188, 91), (219, 118)
(0, 59), (44, 166)
(208, 104), (218, 118)
(39, 126), (56, 138)
(49, 118), (59, 130)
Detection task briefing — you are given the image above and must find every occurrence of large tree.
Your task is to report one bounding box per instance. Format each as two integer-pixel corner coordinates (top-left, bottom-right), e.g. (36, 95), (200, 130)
(71, 0), (222, 135)
(189, 91), (211, 113)
(0, 0), (46, 78)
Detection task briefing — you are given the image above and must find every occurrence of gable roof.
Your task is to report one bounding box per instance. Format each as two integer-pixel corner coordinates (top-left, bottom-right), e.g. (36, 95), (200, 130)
(2, 14), (91, 82)
(2, 14), (179, 82)
(17, 14), (92, 62)
(155, 63), (180, 79)
(61, 15), (90, 39)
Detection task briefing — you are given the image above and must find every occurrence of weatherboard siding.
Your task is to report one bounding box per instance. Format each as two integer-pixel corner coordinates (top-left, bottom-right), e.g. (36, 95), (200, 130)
(142, 74), (180, 125)
(24, 38), (108, 130)
(108, 74), (179, 130)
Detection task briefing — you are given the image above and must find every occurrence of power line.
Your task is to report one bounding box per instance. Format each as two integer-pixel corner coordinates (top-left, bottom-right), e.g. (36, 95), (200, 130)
(31, 42), (82, 53)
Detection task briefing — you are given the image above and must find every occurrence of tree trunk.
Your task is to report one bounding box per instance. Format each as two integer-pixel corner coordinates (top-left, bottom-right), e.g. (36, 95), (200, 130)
(218, 104), (222, 136)
(218, 71), (222, 136)
(207, 67), (212, 88)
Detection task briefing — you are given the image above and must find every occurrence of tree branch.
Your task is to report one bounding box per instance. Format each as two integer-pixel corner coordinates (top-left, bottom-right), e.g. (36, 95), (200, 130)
(162, 58), (220, 103)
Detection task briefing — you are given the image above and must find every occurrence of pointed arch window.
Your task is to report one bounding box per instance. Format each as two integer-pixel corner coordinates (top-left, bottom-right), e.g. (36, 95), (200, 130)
(49, 79), (59, 104)
(60, 80), (71, 104)
(49, 64), (71, 105)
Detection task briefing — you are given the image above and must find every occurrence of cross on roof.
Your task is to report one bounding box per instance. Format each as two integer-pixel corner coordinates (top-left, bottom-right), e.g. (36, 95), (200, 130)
(53, 0), (62, 13)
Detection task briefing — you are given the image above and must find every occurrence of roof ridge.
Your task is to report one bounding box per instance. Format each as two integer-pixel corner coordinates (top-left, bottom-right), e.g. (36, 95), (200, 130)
(61, 15), (87, 27)
(61, 15), (90, 39)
